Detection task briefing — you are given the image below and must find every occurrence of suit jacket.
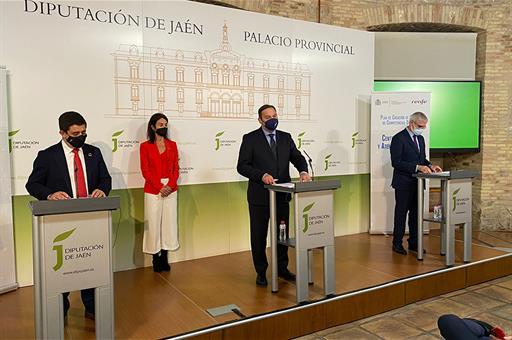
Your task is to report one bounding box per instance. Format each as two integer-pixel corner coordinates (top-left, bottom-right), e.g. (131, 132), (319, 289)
(237, 128), (308, 206)
(139, 139), (179, 194)
(390, 128), (431, 190)
(26, 142), (112, 200)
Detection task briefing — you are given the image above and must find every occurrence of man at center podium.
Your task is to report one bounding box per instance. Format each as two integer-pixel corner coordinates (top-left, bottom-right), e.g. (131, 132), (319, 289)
(237, 104), (310, 287)
(26, 111), (112, 320)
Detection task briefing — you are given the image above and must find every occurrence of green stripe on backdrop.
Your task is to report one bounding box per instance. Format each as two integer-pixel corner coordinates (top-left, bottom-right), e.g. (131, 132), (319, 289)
(13, 174), (369, 286)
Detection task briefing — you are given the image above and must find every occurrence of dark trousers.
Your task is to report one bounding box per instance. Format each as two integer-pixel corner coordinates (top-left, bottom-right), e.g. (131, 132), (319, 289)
(249, 202), (289, 276)
(63, 288), (95, 315)
(393, 187), (418, 248)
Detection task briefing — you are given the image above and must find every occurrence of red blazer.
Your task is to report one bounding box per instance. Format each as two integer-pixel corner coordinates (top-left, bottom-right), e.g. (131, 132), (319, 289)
(140, 139), (179, 194)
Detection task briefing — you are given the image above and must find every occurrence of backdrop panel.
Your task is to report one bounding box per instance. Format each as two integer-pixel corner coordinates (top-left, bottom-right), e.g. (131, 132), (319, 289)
(2, 1), (373, 286)
(3, 0), (373, 193)
(0, 67), (18, 293)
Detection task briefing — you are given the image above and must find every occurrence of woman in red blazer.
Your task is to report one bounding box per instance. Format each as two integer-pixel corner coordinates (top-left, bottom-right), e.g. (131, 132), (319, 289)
(140, 113), (179, 272)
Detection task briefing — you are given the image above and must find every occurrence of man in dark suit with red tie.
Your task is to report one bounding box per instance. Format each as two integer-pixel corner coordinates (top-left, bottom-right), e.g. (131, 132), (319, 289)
(237, 104), (310, 286)
(390, 112), (442, 255)
(26, 111), (111, 319)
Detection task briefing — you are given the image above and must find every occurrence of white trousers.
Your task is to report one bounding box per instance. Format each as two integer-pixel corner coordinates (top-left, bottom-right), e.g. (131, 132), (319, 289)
(143, 188), (179, 254)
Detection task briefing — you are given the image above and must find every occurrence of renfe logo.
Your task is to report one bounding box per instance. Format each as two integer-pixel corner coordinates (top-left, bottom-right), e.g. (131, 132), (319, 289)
(411, 99), (428, 105)
(452, 188), (460, 211)
(52, 228), (76, 271)
(302, 202), (315, 233)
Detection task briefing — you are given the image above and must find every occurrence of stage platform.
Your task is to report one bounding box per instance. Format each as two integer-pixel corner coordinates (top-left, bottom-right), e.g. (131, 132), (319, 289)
(1, 232), (511, 339)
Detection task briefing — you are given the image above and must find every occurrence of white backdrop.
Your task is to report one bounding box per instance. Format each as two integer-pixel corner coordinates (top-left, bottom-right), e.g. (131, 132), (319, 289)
(370, 92), (431, 234)
(1, 0), (374, 194)
(0, 67), (18, 293)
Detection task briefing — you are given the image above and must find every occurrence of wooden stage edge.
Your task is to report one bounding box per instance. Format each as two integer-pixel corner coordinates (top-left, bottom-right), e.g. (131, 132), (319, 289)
(175, 253), (512, 340)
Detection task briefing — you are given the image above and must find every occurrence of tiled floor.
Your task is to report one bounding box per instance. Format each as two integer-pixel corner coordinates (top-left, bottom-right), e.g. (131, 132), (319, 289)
(295, 275), (512, 340)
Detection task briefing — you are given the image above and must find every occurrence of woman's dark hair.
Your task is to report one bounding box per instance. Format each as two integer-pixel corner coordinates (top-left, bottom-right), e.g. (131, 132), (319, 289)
(59, 111), (87, 132)
(147, 113), (168, 143)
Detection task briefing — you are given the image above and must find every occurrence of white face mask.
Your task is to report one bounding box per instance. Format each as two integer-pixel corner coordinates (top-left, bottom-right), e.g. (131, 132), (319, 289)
(412, 128), (424, 136)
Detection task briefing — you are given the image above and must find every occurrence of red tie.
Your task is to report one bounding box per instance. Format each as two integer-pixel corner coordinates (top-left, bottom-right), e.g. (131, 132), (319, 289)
(72, 148), (88, 198)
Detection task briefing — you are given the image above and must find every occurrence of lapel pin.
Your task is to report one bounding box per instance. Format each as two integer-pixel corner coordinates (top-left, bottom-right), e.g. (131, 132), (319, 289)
(88, 153), (92, 157)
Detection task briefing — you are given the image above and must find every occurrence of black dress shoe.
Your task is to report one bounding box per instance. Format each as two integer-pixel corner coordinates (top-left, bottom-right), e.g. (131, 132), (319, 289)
(392, 244), (407, 255)
(152, 254), (163, 272)
(256, 274), (268, 286)
(408, 246), (426, 254)
(278, 270), (296, 282)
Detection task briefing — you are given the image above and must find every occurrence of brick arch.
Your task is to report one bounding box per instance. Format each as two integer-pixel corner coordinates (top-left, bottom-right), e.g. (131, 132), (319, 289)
(363, 4), (487, 31)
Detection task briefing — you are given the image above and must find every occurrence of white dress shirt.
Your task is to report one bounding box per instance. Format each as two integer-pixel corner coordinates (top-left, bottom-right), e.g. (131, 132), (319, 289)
(61, 140), (89, 198)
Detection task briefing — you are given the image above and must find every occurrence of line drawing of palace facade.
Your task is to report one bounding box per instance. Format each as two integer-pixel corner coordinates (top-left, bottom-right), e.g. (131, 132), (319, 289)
(112, 24), (312, 120)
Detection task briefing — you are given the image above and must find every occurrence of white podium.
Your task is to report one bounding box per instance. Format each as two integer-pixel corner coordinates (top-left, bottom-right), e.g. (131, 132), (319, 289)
(414, 170), (478, 266)
(265, 180), (340, 303)
(30, 197), (119, 339)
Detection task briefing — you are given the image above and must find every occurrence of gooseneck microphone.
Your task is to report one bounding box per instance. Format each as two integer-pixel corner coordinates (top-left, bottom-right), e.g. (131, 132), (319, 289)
(302, 149), (314, 181)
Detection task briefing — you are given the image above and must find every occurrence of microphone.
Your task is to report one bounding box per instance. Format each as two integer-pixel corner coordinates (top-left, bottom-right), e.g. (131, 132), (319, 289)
(302, 150), (314, 181)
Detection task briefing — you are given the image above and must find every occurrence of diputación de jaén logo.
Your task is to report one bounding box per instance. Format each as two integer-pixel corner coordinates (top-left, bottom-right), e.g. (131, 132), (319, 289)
(8, 129), (20, 153)
(351, 132), (359, 148)
(112, 130), (124, 152)
(302, 202), (315, 233)
(215, 131), (225, 151)
(297, 131), (305, 149)
(52, 228), (76, 271)
(452, 188), (460, 212)
(324, 154), (332, 171)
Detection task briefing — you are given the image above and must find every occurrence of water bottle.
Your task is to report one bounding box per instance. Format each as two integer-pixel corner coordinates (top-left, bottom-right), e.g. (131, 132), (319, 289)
(279, 220), (286, 243)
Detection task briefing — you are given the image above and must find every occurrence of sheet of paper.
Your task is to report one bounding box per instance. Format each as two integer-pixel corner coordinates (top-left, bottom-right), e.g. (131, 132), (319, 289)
(272, 182), (295, 188)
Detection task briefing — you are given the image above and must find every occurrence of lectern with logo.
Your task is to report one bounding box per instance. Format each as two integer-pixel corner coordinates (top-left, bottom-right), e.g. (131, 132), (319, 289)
(30, 197), (119, 339)
(265, 180), (340, 303)
(414, 170), (478, 266)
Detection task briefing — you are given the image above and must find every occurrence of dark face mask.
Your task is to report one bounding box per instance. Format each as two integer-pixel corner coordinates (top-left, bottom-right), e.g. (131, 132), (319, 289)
(67, 134), (87, 148)
(264, 118), (278, 131)
(156, 127), (168, 137)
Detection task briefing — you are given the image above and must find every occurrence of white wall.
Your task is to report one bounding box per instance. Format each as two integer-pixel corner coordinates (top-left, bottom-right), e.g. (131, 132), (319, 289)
(374, 32), (476, 80)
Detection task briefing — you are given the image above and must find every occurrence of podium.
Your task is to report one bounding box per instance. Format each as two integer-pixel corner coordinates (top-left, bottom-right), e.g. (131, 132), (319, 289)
(30, 197), (119, 339)
(414, 170), (478, 266)
(265, 180), (340, 303)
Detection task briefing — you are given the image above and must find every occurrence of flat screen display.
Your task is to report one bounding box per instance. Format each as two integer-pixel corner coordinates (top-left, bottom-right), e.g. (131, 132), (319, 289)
(374, 80), (481, 152)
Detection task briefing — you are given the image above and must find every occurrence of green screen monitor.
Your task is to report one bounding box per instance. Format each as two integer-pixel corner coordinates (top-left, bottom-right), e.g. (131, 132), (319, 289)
(374, 80), (481, 153)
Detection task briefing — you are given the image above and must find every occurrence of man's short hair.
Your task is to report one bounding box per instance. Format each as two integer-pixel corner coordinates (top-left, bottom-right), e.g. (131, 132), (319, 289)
(257, 104), (276, 119)
(409, 111), (428, 123)
(59, 111), (87, 132)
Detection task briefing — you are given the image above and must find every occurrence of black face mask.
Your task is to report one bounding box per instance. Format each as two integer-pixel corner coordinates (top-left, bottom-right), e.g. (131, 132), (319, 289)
(67, 134), (87, 148)
(156, 127), (168, 137)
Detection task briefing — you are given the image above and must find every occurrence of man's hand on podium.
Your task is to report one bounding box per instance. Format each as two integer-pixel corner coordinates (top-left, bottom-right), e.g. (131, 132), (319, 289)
(300, 172), (311, 182)
(418, 165), (432, 174)
(431, 165), (443, 173)
(262, 173), (276, 185)
(48, 191), (71, 200)
(90, 189), (106, 198)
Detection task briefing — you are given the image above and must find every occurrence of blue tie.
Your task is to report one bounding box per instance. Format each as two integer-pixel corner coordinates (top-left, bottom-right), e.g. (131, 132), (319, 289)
(413, 135), (419, 151)
(269, 134), (277, 157)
